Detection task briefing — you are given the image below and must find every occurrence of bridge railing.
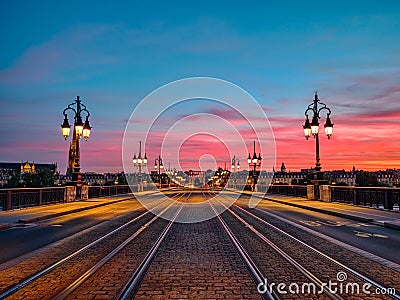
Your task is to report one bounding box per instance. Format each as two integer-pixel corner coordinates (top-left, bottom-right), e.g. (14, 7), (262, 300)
(0, 184), (148, 211)
(267, 184), (308, 197)
(232, 183), (399, 210)
(230, 184), (308, 198)
(87, 184), (161, 198)
(256, 184), (399, 211)
(87, 185), (132, 198)
(0, 187), (66, 211)
(330, 186), (400, 210)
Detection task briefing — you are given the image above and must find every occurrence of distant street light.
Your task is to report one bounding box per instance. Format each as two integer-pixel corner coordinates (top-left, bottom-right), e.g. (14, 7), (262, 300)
(133, 141), (147, 192)
(61, 96), (91, 198)
(303, 91), (334, 180)
(247, 141), (261, 192)
(154, 155), (164, 187)
(165, 163), (173, 188)
(231, 155), (240, 189)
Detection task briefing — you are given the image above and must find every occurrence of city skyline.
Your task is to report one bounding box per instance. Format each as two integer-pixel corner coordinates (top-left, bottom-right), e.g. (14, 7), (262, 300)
(1, 1), (399, 173)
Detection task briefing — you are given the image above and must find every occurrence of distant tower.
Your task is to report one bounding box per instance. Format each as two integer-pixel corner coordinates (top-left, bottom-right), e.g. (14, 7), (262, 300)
(281, 162), (286, 173)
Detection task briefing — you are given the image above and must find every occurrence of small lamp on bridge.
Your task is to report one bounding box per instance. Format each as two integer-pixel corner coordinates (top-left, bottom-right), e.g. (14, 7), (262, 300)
(231, 160), (240, 170)
(132, 141), (147, 192)
(247, 141), (262, 191)
(324, 115), (334, 139)
(154, 158), (164, 170)
(83, 116), (92, 141)
(61, 115), (71, 140)
(75, 115), (84, 137)
(303, 116), (311, 140)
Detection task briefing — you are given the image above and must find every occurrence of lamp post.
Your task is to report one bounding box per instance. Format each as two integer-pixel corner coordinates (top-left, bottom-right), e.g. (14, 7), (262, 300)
(303, 91), (334, 182)
(61, 96), (91, 199)
(247, 141), (261, 192)
(133, 141), (147, 192)
(154, 155), (164, 187)
(231, 155), (240, 189)
(166, 162), (172, 188)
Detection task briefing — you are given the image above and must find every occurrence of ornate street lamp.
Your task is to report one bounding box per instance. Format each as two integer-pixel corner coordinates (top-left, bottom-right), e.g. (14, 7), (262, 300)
(61, 96), (91, 198)
(231, 155), (240, 189)
(154, 155), (164, 187)
(303, 91), (334, 180)
(165, 163), (174, 188)
(133, 141), (147, 192)
(247, 141), (261, 192)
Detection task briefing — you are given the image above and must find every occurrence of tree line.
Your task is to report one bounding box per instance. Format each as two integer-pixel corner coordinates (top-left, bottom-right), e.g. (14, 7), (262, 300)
(6, 168), (55, 188)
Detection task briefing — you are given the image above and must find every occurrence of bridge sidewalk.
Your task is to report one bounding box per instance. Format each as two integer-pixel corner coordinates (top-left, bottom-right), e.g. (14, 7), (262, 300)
(0, 191), (153, 230)
(241, 191), (400, 230)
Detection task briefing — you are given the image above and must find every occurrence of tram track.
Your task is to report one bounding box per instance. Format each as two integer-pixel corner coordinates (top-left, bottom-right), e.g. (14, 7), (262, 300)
(235, 203), (400, 296)
(132, 190), (262, 299)
(114, 192), (190, 299)
(210, 191), (398, 299)
(203, 191), (276, 300)
(1, 189), (397, 299)
(0, 191), (187, 299)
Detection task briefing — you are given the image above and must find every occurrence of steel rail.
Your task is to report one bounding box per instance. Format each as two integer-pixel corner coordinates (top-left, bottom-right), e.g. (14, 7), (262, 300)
(54, 193), (187, 299)
(211, 192), (345, 300)
(236, 203), (400, 300)
(115, 192), (191, 300)
(0, 191), (186, 299)
(204, 192), (277, 300)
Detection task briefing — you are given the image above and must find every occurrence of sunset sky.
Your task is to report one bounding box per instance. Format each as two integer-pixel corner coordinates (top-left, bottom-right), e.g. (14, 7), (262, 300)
(1, 1), (399, 173)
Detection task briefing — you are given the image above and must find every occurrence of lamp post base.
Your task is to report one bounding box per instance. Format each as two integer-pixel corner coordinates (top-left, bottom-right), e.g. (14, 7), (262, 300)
(311, 171), (329, 200)
(71, 172), (83, 200)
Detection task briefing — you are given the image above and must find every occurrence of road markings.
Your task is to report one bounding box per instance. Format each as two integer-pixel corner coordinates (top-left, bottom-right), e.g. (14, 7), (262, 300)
(354, 231), (388, 238)
(300, 220), (321, 226)
(315, 220), (343, 227)
(349, 222), (371, 227)
(300, 220), (344, 227)
(11, 223), (38, 229)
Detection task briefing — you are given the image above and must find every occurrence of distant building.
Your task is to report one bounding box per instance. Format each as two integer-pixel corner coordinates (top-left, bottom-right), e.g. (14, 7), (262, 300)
(54, 173), (72, 185)
(0, 161), (57, 174)
(272, 171), (305, 185)
(0, 161), (57, 187)
(82, 172), (119, 185)
(373, 169), (399, 186)
(325, 169), (357, 186)
(257, 170), (274, 184)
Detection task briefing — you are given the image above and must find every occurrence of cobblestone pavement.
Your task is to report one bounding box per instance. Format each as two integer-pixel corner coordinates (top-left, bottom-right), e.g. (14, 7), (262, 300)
(219, 209), (329, 300)
(135, 205), (262, 299)
(65, 218), (170, 299)
(0, 200), (146, 292)
(1, 191), (398, 299)
(8, 211), (160, 299)
(239, 202), (400, 288)
(231, 198), (399, 299)
(0, 206), (154, 299)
